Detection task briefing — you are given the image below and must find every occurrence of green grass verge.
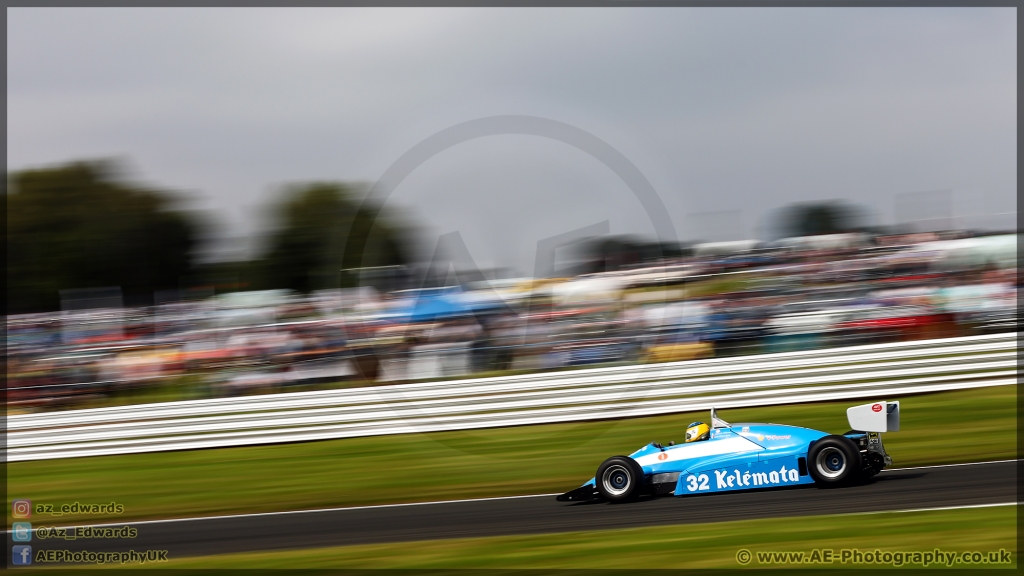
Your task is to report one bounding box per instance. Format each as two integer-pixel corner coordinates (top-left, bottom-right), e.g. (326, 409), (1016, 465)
(100, 505), (1017, 569)
(8, 385), (1016, 525)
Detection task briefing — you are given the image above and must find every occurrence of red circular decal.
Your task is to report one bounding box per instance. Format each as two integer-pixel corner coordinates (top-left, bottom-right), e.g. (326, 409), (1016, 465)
(658, 453), (668, 461)
(872, 403), (883, 412)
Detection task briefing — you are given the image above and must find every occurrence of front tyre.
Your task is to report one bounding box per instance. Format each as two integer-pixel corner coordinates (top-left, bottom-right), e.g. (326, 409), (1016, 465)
(595, 456), (644, 502)
(808, 436), (862, 486)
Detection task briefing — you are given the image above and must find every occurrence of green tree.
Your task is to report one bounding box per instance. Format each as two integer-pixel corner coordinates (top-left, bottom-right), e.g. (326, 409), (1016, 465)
(777, 201), (869, 238)
(256, 183), (409, 293)
(6, 161), (203, 314)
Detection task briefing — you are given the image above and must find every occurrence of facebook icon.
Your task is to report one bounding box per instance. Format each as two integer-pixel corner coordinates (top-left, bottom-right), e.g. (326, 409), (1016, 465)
(12, 545), (32, 566)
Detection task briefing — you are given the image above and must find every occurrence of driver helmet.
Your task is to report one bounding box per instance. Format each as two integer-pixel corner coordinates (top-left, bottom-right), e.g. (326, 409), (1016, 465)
(685, 421), (711, 443)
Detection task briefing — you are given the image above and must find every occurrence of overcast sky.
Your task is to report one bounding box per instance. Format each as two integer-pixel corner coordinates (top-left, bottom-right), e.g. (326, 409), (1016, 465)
(7, 8), (1017, 275)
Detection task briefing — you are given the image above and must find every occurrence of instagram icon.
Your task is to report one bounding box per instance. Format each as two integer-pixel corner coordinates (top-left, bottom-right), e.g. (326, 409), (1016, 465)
(12, 500), (31, 518)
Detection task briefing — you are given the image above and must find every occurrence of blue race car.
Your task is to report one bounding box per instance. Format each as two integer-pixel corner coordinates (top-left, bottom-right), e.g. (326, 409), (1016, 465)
(557, 401), (899, 502)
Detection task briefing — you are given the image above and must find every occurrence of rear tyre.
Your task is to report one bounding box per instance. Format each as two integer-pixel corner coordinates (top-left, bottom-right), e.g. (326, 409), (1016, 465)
(808, 436), (862, 486)
(595, 456), (644, 502)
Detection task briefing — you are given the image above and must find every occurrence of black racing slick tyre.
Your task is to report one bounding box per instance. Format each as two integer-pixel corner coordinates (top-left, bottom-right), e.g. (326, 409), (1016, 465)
(808, 436), (862, 486)
(595, 456), (644, 502)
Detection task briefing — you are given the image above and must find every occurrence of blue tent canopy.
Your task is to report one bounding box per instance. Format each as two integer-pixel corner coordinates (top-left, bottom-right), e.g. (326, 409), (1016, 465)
(385, 291), (506, 322)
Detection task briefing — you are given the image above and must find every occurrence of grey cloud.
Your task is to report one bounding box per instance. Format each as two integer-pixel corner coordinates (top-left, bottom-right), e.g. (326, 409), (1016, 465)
(7, 7), (1016, 272)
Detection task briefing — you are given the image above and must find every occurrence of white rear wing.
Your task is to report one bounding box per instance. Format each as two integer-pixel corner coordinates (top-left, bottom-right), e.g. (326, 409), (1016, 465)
(847, 401), (900, 433)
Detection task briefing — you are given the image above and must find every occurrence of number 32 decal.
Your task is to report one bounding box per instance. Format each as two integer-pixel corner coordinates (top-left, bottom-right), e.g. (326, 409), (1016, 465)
(685, 474), (710, 491)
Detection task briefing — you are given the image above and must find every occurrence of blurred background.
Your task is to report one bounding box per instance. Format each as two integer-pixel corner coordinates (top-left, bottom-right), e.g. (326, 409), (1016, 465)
(6, 8), (1017, 412)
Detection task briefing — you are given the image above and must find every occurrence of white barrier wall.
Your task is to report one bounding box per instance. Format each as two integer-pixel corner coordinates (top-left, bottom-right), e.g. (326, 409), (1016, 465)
(6, 333), (1016, 462)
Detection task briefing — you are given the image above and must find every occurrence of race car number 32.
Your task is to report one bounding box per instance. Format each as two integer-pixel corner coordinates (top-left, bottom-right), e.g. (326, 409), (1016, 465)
(685, 474), (710, 491)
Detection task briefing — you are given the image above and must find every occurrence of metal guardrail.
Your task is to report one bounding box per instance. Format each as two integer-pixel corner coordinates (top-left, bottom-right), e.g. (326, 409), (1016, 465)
(6, 333), (1016, 462)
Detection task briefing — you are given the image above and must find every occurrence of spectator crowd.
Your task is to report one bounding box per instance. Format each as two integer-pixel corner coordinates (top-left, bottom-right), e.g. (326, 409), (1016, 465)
(7, 231), (1017, 411)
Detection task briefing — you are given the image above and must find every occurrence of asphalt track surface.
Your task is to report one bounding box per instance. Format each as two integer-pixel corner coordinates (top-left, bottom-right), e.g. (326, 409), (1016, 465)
(14, 460), (1017, 562)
